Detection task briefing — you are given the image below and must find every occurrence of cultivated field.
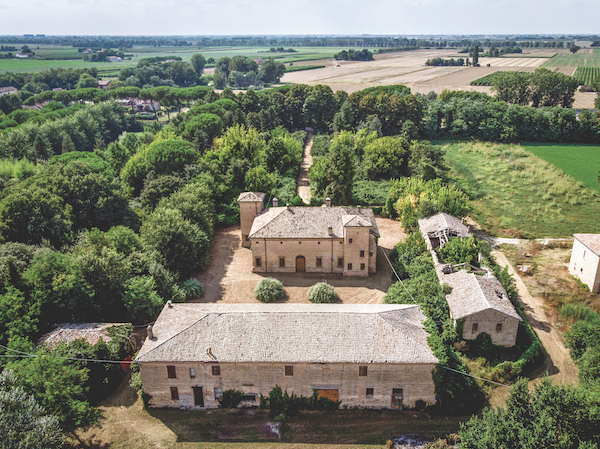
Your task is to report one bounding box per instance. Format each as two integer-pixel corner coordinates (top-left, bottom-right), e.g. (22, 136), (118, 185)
(543, 52), (600, 67)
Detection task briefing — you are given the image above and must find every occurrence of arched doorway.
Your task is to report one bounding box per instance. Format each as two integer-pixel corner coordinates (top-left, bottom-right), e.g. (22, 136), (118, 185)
(296, 256), (305, 272)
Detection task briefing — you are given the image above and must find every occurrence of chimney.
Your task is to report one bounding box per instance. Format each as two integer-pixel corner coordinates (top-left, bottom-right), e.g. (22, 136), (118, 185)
(207, 347), (212, 355)
(167, 300), (173, 308)
(273, 197), (278, 207)
(328, 226), (333, 235)
(326, 197), (331, 207)
(147, 325), (154, 339)
(357, 205), (361, 213)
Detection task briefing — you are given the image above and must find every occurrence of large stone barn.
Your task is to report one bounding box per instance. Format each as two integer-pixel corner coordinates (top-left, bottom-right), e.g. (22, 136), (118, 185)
(569, 234), (600, 293)
(238, 192), (379, 277)
(135, 303), (438, 410)
(441, 270), (522, 347)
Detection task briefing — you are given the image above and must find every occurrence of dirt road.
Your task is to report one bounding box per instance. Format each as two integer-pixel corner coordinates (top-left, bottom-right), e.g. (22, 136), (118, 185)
(297, 130), (313, 204)
(492, 249), (579, 385)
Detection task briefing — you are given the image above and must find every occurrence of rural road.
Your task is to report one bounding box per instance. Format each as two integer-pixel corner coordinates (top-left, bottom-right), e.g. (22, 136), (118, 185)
(297, 130), (314, 204)
(493, 249), (579, 386)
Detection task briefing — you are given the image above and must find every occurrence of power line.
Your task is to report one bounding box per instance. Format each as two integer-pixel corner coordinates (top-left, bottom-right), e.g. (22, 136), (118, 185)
(380, 246), (417, 304)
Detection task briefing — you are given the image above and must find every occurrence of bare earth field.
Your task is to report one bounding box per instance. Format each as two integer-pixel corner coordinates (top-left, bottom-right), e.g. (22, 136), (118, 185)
(194, 218), (405, 305)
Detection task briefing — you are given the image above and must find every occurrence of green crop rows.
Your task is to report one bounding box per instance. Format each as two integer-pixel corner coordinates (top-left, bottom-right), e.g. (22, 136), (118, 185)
(470, 72), (506, 86)
(572, 66), (600, 86)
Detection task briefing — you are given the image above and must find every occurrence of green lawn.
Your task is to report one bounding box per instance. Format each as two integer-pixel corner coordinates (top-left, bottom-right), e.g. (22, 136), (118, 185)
(443, 141), (600, 238)
(542, 52), (600, 67)
(522, 143), (600, 193)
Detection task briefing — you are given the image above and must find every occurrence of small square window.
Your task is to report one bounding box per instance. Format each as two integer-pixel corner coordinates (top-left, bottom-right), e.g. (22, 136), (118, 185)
(212, 365), (221, 376)
(214, 387), (223, 399)
(360, 263), (366, 270)
(280, 257), (285, 267)
(189, 368), (196, 379)
(496, 323), (503, 332)
(244, 235), (249, 241)
(318, 241), (321, 245)
(280, 241), (283, 244)
(255, 257), (261, 267)
(339, 241), (342, 244)
(349, 238), (353, 244)
(299, 241), (302, 244)
(348, 263), (353, 270)
(256, 242), (259, 245)
(171, 386), (179, 400)
(338, 258), (343, 267)
(366, 388), (374, 398)
(285, 365), (294, 376)
(359, 366), (368, 376)
(167, 365), (176, 379)
(241, 394), (257, 402)
(472, 323), (478, 332)
(360, 250), (365, 258)
(316, 257), (322, 267)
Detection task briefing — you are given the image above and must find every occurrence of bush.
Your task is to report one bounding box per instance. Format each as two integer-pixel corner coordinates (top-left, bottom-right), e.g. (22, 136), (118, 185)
(218, 389), (244, 408)
(254, 278), (285, 303)
(181, 278), (205, 300)
(308, 282), (339, 303)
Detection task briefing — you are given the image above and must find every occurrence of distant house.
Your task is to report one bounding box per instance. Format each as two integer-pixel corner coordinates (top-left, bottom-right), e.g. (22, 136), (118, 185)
(107, 56), (122, 62)
(417, 212), (470, 249)
(0, 86), (18, 97)
(119, 98), (160, 113)
(84, 48), (94, 54)
(15, 52), (34, 58)
(569, 234), (600, 293)
(238, 193), (379, 276)
(98, 80), (111, 90)
(135, 303), (437, 410)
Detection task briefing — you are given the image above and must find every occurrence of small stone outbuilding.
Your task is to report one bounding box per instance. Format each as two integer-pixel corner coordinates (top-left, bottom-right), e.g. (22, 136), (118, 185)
(135, 303), (437, 410)
(418, 212), (470, 250)
(569, 234), (600, 293)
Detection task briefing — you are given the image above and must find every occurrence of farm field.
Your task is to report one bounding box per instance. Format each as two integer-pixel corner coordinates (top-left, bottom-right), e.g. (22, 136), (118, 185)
(522, 143), (600, 193)
(443, 141), (600, 238)
(572, 66), (600, 85)
(543, 52), (600, 67)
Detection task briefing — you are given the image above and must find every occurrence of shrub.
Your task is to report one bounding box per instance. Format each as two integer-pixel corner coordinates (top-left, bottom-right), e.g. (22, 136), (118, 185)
(181, 278), (205, 299)
(308, 282), (339, 303)
(254, 278), (285, 303)
(218, 389), (244, 408)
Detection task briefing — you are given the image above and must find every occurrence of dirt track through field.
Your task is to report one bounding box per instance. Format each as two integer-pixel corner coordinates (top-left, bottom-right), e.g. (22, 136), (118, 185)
(297, 130), (313, 203)
(492, 249), (579, 386)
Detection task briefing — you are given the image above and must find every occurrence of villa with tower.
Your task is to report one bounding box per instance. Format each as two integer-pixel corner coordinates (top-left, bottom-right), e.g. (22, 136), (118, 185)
(237, 192), (379, 277)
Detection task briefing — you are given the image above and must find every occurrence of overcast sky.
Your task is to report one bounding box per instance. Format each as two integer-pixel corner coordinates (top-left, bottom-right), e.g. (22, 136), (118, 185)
(1, 0), (598, 36)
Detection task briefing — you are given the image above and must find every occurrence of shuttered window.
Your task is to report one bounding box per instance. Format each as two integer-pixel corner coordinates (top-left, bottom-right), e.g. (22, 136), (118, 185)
(167, 365), (176, 379)
(170, 387), (179, 400)
(359, 366), (368, 376)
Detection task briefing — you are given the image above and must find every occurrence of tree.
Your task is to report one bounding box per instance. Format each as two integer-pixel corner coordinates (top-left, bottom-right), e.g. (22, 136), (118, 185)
(321, 131), (355, 205)
(0, 369), (63, 449)
(0, 93), (23, 115)
(122, 276), (164, 324)
(258, 58), (286, 84)
(75, 73), (98, 89)
(460, 379), (600, 448)
(472, 44), (479, 66)
(190, 53), (207, 77)
(362, 136), (408, 179)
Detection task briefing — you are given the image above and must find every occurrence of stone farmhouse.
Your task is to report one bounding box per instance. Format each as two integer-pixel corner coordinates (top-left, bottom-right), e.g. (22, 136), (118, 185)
(135, 303), (437, 410)
(238, 192), (379, 277)
(418, 212), (521, 347)
(569, 234), (600, 293)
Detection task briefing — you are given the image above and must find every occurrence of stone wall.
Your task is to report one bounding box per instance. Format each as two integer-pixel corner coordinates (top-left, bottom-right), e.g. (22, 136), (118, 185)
(569, 238), (600, 293)
(140, 361), (437, 409)
(239, 200), (263, 248)
(460, 309), (520, 347)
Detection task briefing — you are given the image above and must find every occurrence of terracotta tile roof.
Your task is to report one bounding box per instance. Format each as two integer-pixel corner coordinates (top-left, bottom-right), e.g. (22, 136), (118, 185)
(249, 206), (380, 239)
(135, 304), (437, 365)
(237, 192), (266, 203)
(0, 86), (18, 94)
(418, 212), (470, 238)
(442, 271), (522, 321)
(574, 234), (600, 256)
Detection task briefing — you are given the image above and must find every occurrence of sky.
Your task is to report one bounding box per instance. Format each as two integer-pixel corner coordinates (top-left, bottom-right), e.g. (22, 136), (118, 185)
(1, 0), (599, 36)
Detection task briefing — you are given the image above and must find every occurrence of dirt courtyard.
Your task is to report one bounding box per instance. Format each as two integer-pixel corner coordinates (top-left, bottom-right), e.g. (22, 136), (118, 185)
(195, 217), (405, 305)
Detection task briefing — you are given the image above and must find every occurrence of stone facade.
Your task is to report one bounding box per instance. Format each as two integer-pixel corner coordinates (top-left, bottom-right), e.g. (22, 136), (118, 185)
(237, 192), (265, 248)
(459, 309), (521, 347)
(569, 235), (600, 293)
(140, 361), (436, 410)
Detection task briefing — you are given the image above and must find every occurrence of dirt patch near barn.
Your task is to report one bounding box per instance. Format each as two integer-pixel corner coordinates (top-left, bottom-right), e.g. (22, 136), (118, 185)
(193, 217), (405, 305)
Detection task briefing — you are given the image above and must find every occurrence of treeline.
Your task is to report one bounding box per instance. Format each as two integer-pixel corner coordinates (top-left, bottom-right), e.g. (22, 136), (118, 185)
(333, 49), (373, 61)
(0, 66), (98, 91)
(425, 57), (465, 66)
(213, 56), (286, 88)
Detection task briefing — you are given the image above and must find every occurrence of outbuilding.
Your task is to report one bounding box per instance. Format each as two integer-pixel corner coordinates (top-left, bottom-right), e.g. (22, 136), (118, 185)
(569, 234), (600, 293)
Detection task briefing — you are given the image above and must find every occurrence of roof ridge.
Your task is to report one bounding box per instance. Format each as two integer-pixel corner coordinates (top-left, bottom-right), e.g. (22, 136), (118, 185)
(248, 207), (288, 238)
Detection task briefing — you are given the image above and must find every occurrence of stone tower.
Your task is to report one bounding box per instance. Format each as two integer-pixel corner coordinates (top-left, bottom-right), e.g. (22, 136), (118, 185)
(237, 192), (266, 248)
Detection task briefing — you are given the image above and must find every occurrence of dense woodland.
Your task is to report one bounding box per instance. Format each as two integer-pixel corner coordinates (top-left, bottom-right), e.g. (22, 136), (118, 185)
(1, 60), (600, 446)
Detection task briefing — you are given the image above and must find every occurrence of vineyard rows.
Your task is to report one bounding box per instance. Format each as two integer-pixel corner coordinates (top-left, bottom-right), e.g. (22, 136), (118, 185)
(572, 66), (600, 86)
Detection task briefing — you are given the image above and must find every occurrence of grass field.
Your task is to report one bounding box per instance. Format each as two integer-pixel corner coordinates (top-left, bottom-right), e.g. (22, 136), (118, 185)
(522, 143), (600, 193)
(543, 52), (600, 67)
(470, 71), (505, 86)
(443, 141), (600, 238)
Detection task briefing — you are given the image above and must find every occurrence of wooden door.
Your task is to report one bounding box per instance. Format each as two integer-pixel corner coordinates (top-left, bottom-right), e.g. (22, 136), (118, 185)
(192, 386), (204, 407)
(391, 388), (403, 410)
(316, 389), (339, 402)
(296, 256), (306, 272)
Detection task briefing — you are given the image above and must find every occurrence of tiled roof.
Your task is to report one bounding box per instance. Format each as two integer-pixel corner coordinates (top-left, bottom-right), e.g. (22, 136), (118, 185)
(574, 234), (600, 256)
(37, 323), (130, 348)
(442, 271), (522, 321)
(418, 212), (470, 238)
(135, 304), (437, 365)
(237, 192), (266, 203)
(0, 86), (17, 94)
(248, 206), (380, 239)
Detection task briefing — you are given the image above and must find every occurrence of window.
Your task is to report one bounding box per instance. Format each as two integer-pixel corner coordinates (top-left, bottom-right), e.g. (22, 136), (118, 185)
(369, 252), (373, 257)
(167, 365), (176, 379)
(316, 257), (322, 267)
(472, 323), (478, 332)
(338, 258), (343, 267)
(256, 242), (259, 245)
(360, 250), (365, 258)
(285, 365), (294, 376)
(348, 263), (353, 270)
(360, 263), (365, 270)
(279, 257), (285, 267)
(366, 388), (374, 398)
(255, 257), (261, 267)
(280, 241), (283, 244)
(214, 387), (223, 399)
(189, 368), (196, 379)
(212, 365), (221, 376)
(243, 234), (248, 241)
(496, 323), (503, 332)
(299, 241), (302, 244)
(170, 387), (179, 400)
(359, 366), (368, 376)
(318, 241), (321, 245)
(241, 394), (257, 402)
(349, 238), (353, 244)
